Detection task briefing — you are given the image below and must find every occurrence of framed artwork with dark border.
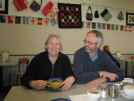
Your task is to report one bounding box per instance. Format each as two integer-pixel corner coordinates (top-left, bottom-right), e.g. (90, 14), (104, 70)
(126, 12), (134, 26)
(58, 3), (82, 28)
(0, 0), (8, 14)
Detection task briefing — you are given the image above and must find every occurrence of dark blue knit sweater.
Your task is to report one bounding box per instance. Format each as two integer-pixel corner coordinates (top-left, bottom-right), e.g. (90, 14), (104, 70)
(73, 47), (124, 84)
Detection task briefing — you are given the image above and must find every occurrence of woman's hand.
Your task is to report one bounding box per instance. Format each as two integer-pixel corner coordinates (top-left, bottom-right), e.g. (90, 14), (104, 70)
(30, 80), (48, 90)
(60, 76), (75, 91)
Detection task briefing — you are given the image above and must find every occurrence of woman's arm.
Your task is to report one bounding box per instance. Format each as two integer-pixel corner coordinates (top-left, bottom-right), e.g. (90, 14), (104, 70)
(21, 56), (40, 88)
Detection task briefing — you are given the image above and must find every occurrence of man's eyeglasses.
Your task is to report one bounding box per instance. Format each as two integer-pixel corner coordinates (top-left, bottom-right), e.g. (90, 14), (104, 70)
(83, 40), (97, 45)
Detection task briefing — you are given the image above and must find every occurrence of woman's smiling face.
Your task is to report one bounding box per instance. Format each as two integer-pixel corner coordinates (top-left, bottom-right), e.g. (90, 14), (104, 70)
(47, 37), (62, 57)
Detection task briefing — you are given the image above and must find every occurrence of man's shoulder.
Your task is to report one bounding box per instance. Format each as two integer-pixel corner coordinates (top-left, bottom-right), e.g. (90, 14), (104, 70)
(76, 47), (85, 53)
(98, 49), (111, 60)
(98, 49), (107, 56)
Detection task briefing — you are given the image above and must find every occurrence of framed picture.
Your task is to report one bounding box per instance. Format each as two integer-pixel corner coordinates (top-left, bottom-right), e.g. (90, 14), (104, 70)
(58, 3), (82, 28)
(0, 0), (8, 14)
(126, 12), (134, 26)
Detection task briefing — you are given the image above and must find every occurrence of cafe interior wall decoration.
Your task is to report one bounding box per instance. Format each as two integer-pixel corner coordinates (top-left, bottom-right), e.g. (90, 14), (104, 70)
(1, 13), (133, 32)
(58, 3), (82, 28)
(82, 4), (126, 26)
(0, 0), (134, 32)
(86, 22), (134, 32)
(13, 0), (28, 11)
(0, 15), (49, 26)
(126, 12), (134, 26)
(0, 0), (8, 14)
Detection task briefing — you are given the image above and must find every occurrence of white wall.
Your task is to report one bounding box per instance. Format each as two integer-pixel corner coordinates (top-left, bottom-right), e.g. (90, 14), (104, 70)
(0, 0), (134, 54)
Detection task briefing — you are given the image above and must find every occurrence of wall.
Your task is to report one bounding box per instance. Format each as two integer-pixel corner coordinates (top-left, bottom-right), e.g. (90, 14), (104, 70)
(0, 0), (134, 55)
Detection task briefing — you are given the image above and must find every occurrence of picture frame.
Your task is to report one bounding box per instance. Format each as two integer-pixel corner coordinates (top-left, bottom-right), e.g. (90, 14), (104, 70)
(0, 0), (8, 14)
(126, 12), (134, 26)
(58, 3), (82, 28)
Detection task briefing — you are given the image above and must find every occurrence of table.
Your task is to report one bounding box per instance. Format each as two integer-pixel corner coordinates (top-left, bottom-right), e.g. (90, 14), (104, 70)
(4, 85), (133, 101)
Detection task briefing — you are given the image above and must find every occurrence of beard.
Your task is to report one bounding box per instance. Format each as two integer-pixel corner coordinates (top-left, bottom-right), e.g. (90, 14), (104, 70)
(86, 47), (97, 53)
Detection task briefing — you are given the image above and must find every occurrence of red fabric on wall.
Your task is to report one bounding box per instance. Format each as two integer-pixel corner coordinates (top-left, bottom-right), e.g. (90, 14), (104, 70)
(13, 0), (27, 11)
(42, 1), (54, 16)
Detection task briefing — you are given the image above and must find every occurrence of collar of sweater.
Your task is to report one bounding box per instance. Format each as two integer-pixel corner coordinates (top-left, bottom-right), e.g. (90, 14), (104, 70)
(85, 47), (98, 61)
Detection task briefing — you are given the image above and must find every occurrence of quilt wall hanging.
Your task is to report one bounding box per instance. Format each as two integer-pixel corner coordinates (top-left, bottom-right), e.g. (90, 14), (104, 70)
(58, 3), (82, 28)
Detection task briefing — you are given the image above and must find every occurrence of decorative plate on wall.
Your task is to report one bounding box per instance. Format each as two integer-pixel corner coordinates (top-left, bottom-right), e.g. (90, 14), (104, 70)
(58, 3), (82, 28)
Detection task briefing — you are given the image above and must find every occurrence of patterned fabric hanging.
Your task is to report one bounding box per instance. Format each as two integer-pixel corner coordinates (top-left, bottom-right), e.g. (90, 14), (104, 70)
(58, 3), (82, 28)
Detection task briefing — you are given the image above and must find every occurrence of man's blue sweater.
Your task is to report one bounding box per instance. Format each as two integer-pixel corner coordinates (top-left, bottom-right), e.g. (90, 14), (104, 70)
(73, 47), (124, 84)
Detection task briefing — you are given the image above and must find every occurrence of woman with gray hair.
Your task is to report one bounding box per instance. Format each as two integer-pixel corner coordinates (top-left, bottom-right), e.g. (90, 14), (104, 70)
(22, 34), (75, 90)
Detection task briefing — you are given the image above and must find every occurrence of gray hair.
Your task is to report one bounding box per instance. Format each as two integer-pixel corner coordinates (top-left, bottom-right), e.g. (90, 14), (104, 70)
(45, 34), (63, 50)
(87, 30), (104, 47)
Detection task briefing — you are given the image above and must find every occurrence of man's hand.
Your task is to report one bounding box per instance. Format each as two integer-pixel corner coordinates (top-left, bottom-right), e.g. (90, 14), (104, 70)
(99, 71), (118, 81)
(86, 78), (107, 93)
(60, 76), (75, 91)
(30, 80), (48, 90)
